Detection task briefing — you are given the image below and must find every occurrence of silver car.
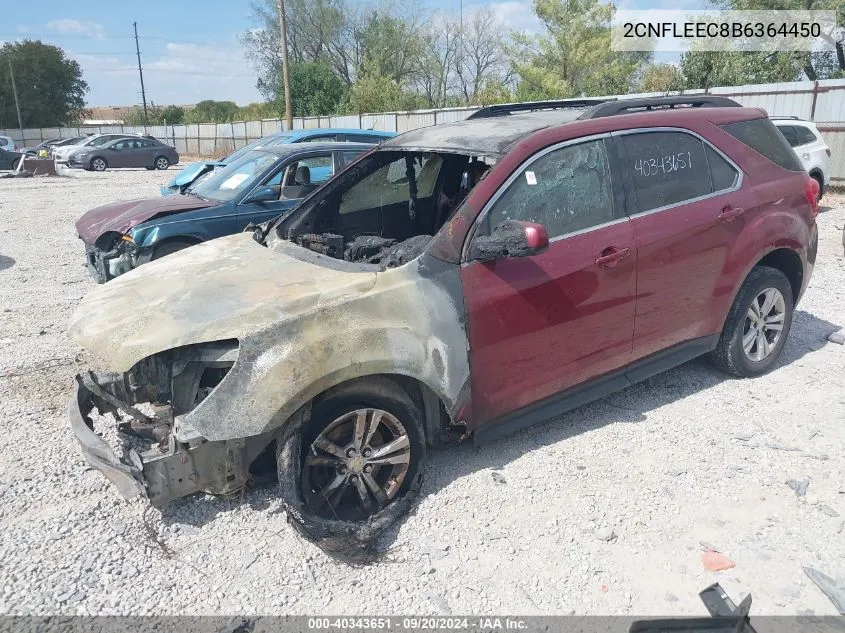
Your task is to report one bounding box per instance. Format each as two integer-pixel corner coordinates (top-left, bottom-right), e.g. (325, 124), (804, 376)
(67, 137), (179, 172)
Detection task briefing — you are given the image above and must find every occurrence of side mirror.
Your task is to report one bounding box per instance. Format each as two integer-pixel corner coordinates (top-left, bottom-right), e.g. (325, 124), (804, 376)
(243, 185), (278, 204)
(468, 220), (549, 261)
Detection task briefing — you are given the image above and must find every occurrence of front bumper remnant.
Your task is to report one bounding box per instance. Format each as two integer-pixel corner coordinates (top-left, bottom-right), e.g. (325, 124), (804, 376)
(69, 373), (267, 506)
(68, 376), (147, 499)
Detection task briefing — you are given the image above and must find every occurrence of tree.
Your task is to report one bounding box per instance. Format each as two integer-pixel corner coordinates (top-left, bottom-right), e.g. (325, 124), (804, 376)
(0, 40), (88, 128)
(511, 0), (651, 100)
(235, 101), (278, 120)
(345, 63), (426, 113)
(259, 61), (349, 116)
(707, 0), (845, 81)
(455, 7), (512, 104)
(184, 100), (240, 123)
(680, 51), (805, 89)
(637, 63), (684, 93)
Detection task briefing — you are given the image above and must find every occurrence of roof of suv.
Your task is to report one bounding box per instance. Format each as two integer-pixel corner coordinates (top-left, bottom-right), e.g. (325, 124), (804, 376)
(382, 96), (758, 157)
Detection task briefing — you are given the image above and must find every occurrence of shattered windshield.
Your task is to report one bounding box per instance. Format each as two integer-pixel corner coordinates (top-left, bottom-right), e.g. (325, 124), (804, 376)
(192, 150), (278, 202)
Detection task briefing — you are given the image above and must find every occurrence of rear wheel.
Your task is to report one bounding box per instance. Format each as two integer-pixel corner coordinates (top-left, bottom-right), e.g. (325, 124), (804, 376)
(710, 266), (793, 377)
(90, 157), (107, 172)
(150, 239), (197, 260)
(155, 156), (170, 170)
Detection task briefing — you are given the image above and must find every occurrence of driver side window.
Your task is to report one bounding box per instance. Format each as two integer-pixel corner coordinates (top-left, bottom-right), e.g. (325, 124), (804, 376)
(482, 139), (614, 239)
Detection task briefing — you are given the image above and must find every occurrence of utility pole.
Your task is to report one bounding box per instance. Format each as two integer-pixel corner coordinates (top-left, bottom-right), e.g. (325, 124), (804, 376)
(133, 22), (148, 128)
(7, 58), (24, 133)
(278, 0), (293, 130)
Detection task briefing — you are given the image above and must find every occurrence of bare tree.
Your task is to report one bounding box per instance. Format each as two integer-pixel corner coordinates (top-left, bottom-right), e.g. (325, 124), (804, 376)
(455, 7), (512, 104)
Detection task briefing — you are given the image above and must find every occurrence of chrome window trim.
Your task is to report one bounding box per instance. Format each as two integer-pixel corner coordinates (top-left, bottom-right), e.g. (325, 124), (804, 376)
(461, 132), (615, 263)
(610, 127), (743, 220)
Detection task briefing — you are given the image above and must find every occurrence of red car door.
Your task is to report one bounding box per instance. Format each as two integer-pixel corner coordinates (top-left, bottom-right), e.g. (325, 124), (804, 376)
(614, 129), (744, 362)
(462, 137), (637, 426)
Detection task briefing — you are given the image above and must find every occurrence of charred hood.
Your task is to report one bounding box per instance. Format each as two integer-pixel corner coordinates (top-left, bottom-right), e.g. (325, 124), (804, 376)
(76, 194), (219, 244)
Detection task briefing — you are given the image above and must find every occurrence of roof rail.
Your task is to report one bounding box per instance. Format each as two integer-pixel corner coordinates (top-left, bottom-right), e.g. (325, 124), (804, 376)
(770, 115), (801, 120)
(467, 98), (614, 119)
(577, 95), (742, 120)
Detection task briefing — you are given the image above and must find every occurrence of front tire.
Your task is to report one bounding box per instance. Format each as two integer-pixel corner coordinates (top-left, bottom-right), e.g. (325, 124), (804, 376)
(277, 377), (425, 558)
(710, 266), (793, 377)
(90, 157), (107, 172)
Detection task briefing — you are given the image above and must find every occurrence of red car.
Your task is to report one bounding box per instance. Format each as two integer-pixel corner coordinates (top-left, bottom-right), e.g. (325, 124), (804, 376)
(69, 96), (818, 549)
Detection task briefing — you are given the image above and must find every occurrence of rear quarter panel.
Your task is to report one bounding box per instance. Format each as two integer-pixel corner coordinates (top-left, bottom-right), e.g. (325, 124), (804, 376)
(699, 122), (815, 331)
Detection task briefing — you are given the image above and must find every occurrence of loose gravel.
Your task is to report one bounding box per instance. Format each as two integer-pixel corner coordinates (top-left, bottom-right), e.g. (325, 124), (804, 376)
(0, 169), (844, 616)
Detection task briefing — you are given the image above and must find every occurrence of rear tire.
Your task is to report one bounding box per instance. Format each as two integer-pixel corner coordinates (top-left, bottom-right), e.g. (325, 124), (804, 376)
(710, 266), (793, 377)
(155, 156), (170, 170)
(150, 240), (197, 260)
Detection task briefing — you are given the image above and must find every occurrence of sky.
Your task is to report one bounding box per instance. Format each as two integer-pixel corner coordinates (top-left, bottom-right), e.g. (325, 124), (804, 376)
(1, 0), (702, 108)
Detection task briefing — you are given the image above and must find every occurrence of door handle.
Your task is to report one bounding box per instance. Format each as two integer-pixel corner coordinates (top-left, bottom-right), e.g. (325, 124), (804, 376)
(718, 205), (745, 223)
(595, 247), (631, 268)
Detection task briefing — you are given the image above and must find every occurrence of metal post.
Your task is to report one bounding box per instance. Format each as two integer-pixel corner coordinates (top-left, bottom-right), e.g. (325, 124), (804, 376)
(8, 58), (24, 133)
(278, 0), (293, 130)
(133, 22), (148, 129)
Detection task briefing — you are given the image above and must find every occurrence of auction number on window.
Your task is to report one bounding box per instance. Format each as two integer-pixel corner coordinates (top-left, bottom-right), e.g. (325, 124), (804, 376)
(634, 152), (693, 177)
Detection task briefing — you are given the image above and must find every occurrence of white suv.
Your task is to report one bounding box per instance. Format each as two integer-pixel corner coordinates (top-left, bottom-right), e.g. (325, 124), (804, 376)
(772, 117), (831, 200)
(0, 135), (15, 152)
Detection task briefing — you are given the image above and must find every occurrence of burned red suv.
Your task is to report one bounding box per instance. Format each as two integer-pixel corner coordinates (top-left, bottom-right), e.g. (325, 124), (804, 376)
(68, 96), (818, 551)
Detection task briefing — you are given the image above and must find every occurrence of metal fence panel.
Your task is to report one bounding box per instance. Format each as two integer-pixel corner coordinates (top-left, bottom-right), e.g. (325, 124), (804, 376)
(261, 119), (283, 135)
(331, 114), (360, 128)
(819, 127), (845, 184)
(398, 111), (436, 132)
(434, 108), (478, 124)
(361, 114), (397, 132)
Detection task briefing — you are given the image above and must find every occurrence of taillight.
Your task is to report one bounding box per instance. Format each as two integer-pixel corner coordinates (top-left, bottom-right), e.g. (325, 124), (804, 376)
(804, 177), (820, 216)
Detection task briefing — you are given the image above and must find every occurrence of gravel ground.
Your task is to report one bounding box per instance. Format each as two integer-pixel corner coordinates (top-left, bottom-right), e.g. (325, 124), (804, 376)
(0, 169), (844, 617)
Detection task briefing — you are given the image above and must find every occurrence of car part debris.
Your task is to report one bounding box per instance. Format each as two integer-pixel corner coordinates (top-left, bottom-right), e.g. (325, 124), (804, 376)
(804, 567), (845, 614)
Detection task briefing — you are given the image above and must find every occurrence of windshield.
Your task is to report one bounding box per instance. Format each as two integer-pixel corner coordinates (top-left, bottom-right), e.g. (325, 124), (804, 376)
(223, 133), (293, 164)
(192, 150), (279, 202)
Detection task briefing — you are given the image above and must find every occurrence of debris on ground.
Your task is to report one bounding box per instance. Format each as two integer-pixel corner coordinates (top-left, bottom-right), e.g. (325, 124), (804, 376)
(701, 550), (736, 572)
(818, 504), (840, 518)
(786, 477), (810, 497)
(594, 527), (616, 542)
(491, 471), (507, 485)
(804, 567), (845, 614)
(827, 330), (845, 345)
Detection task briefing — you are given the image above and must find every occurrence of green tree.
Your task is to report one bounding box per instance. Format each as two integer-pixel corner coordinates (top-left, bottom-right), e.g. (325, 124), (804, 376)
(680, 51), (806, 89)
(258, 60), (349, 116)
(637, 63), (685, 93)
(159, 105), (185, 124)
(708, 0), (845, 81)
(0, 40), (88, 128)
(511, 0), (652, 99)
(345, 64), (426, 113)
(184, 100), (240, 123)
(235, 101), (278, 120)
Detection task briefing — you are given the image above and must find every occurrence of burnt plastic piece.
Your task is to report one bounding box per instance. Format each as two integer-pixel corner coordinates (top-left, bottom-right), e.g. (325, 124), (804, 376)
(297, 233), (344, 258)
(578, 96), (742, 120)
(344, 235), (396, 262)
(468, 98), (612, 119)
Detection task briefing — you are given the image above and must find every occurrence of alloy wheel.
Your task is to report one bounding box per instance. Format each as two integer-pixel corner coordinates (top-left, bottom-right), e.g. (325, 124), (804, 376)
(92, 158), (106, 171)
(156, 157), (169, 170)
(742, 287), (786, 362)
(301, 408), (411, 521)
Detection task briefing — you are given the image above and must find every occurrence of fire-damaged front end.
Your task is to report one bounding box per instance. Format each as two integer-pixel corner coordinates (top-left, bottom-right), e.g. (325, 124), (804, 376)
(69, 340), (274, 505)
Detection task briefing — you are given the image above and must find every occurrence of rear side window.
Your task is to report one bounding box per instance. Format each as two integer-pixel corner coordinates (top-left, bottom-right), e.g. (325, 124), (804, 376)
(705, 145), (739, 191)
(795, 125), (817, 146)
(346, 134), (384, 144)
(619, 132), (711, 211)
(777, 125), (801, 147)
(720, 118), (803, 171)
